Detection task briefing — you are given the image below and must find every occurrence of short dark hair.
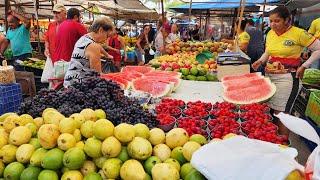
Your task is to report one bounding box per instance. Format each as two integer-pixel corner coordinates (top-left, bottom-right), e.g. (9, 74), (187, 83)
(236, 19), (247, 31)
(269, 6), (291, 20)
(67, 8), (80, 19)
(247, 19), (255, 26)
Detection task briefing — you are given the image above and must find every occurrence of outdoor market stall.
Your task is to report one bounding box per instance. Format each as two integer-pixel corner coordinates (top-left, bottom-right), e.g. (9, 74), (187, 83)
(0, 0), (320, 179)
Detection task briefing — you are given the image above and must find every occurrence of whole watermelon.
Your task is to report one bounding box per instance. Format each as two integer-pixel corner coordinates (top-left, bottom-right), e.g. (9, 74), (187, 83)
(302, 69), (320, 85)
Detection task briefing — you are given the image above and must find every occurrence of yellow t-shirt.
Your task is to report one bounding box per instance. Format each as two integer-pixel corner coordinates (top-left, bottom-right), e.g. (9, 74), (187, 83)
(238, 31), (250, 44)
(266, 26), (316, 59)
(308, 18), (320, 39)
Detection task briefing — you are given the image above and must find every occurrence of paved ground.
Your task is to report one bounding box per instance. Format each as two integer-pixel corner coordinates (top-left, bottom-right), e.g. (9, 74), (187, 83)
(290, 132), (312, 165)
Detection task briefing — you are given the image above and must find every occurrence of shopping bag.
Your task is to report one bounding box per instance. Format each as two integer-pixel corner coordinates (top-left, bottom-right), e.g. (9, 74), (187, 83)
(54, 60), (70, 79)
(41, 57), (54, 83)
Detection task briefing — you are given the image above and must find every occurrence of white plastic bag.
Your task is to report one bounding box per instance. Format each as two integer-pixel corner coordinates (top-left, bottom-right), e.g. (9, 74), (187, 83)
(54, 60), (70, 79)
(274, 113), (320, 180)
(41, 57), (54, 83)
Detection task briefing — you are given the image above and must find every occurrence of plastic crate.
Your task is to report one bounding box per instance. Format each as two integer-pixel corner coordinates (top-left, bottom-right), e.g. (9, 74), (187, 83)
(127, 51), (136, 62)
(305, 90), (320, 126)
(0, 83), (22, 115)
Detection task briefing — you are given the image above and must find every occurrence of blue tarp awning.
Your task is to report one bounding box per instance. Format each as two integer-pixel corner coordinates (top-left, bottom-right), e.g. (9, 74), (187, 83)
(170, 0), (279, 10)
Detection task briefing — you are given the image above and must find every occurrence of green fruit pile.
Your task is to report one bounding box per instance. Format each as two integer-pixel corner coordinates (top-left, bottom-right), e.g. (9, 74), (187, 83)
(0, 108), (206, 180)
(21, 60), (45, 69)
(180, 67), (218, 82)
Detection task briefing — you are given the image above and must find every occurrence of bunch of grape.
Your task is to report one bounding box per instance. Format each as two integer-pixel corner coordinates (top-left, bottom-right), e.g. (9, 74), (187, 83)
(19, 77), (158, 127)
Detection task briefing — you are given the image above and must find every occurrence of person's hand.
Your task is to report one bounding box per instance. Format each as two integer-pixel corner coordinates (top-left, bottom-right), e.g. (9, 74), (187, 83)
(252, 60), (262, 71)
(44, 48), (50, 57)
(296, 66), (306, 79)
(221, 38), (227, 43)
(302, 52), (309, 60)
(123, 56), (127, 62)
(107, 54), (114, 59)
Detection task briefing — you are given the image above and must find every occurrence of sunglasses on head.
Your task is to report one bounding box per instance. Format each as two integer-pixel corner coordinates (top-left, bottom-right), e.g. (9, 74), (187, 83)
(53, 11), (61, 14)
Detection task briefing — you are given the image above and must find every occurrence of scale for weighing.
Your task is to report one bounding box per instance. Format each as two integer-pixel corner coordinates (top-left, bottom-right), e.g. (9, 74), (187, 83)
(217, 52), (251, 81)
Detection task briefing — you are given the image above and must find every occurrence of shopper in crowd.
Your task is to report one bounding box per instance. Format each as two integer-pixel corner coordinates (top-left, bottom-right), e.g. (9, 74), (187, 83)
(30, 25), (44, 41)
(52, 8), (87, 63)
(107, 28), (127, 69)
(252, 6), (320, 135)
(190, 24), (200, 41)
(135, 24), (151, 65)
(305, 17), (320, 69)
(155, 25), (170, 57)
(246, 19), (265, 73)
(0, 10), (32, 67)
(64, 17), (114, 87)
(41, 3), (67, 83)
(222, 19), (250, 53)
(167, 23), (180, 43)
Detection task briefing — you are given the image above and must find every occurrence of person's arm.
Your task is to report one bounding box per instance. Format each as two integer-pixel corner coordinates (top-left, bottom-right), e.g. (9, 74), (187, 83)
(296, 40), (320, 78)
(252, 52), (269, 71)
(135, 35), (144, 53)
(10, 11), (31, 29)
(308, 20), (316, 35)
(221, 39), (235, 44)
(119, 37), (127, 61)
(85, 43), (103, 73)
(100, 45), (113, 60)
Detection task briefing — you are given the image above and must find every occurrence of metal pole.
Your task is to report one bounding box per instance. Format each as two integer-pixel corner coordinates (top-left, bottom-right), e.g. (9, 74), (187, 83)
(4, 0), (9, 32)
(34, 0), (42, 53)
(261, 0), (267, 31)
(161, 0), (165, 22)
(188, 0), (193, 27)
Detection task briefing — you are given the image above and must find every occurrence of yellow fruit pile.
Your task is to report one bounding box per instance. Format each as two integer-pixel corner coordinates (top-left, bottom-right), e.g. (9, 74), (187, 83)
(0, 108), (207, 179)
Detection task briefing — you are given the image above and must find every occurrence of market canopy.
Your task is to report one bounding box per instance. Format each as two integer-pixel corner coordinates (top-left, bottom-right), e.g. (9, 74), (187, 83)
(170, 0), (279, 12)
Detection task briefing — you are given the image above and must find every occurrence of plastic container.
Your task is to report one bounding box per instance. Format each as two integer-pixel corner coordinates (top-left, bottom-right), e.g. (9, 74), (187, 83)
(305, 90), (320, 126)
(158, 120), (176, 132)
(0, 83), (22, 114)
(127, 51), (136, 62)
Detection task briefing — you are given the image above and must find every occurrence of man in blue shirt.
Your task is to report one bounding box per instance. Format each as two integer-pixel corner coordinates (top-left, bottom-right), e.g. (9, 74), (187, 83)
(0, 11), (32, 65)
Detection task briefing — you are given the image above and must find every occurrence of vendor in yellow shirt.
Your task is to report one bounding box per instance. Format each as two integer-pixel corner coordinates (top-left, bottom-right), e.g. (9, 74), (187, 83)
(308, 17), (320, 39)
(222, 19), (250, 53)
(252, 6), (320, 135)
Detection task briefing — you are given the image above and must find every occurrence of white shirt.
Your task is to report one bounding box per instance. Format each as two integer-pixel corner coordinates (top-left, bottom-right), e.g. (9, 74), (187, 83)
(167, 32), (180, 43)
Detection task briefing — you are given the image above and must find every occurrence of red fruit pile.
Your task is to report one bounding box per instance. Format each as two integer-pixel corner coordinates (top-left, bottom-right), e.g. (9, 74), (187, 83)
(213, 102), (237, 111)
(156, 114), (176, 125)
(210, 109), (238, 119)
(241, 119), (288, 145)
(183, 107), (209, 118)
(177, 117), (207, 137)
(187, 101), (212, 111)
(155, 105), (181, 118)
(161, 98), (185, 108)
(240, 103), (269, 112)
(240, 111), (272, 122)
(209, 117), (240, 139)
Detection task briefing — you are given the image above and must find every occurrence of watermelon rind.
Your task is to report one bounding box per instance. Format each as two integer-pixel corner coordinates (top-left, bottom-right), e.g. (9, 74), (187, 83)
(131, 79), (173, 98)
(222, 78), (277, 105)
(121, 66), (155, 74)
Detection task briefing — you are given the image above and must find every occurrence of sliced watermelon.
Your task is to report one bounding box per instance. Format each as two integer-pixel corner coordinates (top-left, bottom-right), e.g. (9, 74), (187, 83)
(132, 78), (173, 98)
(223, 77), (276, 104)
(141, 76), (181, 91)
(224, 78), (267, 91)
(144, 70), (182, 78)
(222, 72), (262, 82)
(101, 75), (131, 89)
(121, 66), (154, 74)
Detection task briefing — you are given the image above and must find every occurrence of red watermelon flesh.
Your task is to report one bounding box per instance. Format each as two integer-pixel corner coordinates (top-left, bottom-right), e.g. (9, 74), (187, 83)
(222, 76), (263, 88)
(101, 76), (130, 89)
(223, 78), (276, 104)
(222, 72), (262, 82)
(225, 78), (267, 91)
(144, 71), (181, 78)
(132, 78), (172, 98)
(141, 76), (181, 91)
(121, 66), (154, 74)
